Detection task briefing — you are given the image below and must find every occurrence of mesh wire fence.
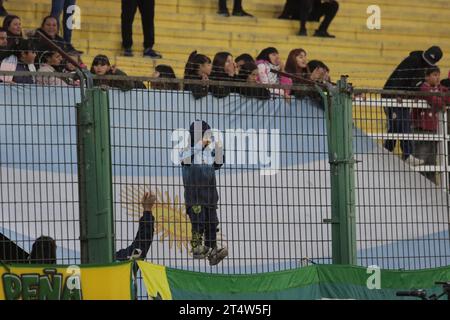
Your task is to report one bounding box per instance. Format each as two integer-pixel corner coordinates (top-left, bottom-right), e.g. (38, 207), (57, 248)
(1, 73), (449, 297)
(352, 90), (450, 269)
(0, 72), (81, 265)
(109, 79), (332, 278)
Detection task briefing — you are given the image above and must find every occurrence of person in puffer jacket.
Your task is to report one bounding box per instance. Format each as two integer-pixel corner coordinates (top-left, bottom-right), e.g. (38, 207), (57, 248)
(180, 120), (228, 266)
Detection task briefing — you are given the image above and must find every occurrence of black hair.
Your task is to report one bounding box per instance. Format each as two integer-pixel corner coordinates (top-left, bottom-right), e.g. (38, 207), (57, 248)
(256, 47), (278, 63)
(425, 66), (440, 76)
(41, 15), (58, 29)
(237, 61), (258, 81)
(184, 51), (211, 78)
(307, 60), (328, 73)
(2, 15), (21, 32)
(90, 54), (111, 73)
(155, 64), (176, 79)
(30, 236), (57, 264)
(39, 50), (59, 65)
(152, 64), (179, 90)
(13, 38), (36, 58)
(235, 53), (255, 64)
(189, 120), (211, 146)
(0, 27), (7, 33)
(212, 51), (232, 70)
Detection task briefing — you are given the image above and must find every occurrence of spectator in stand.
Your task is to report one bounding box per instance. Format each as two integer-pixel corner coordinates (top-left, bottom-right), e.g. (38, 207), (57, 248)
(151, 64), (179, 91)
(411, 67), (450, 182)
(0, 38), (36, 84)
(0, 27), (7, 60)
(50, 0), (76, 44)
(27, 191), (156, 263)
(36, 50), (68, 86)
(183, 51), (212, 100)
(307, 60), (328, 82)
(209, 52), (238, 98)
(31, 16), (81, 55)
(279, 0), (339, 38)
(237, 61), (270, 100)
(217, 0), (253, 17)
(0, 0), (8, 17)
(121, 0), (162, 59)
(285, 48), (309, 79)
(61, 50), (85, 86)
(285, 48), (310, 99)
(90, 54), (135, 91)
(441, 70), (450, 89)
(256, 47), (291, 98)
(383, 46), (443, 166)
(2, 15), (22, 48)
(235, 53), (254, 73)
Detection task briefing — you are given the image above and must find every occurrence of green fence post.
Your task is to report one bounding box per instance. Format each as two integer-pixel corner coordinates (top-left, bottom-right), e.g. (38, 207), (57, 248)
(77, 87), (115, 264)
(323, 76), (357, 265)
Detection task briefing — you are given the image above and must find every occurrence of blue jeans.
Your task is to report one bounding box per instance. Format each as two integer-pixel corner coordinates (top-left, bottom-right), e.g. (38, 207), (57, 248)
(51, 0), (76, 44)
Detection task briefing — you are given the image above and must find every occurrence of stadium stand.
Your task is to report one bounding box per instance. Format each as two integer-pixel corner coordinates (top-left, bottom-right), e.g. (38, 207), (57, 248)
(2, 0), (450, 155)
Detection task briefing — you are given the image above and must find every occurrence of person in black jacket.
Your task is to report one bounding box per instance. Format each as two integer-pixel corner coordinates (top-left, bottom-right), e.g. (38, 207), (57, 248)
(209, 51), (238, 98)
(279, 0), (339, 38)
(383, 46), (443, 166)
(32, 16), (81, 56)
(183, 51), (212, 100)
(237, 61), (271, 100)
(90, 54), (136, 91)
(25, 191), (156, 264)
(180, 120), (228, 266)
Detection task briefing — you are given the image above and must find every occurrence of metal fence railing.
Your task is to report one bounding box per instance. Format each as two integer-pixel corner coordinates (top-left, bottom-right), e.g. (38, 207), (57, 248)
(0, 72), (81, 265)
(352, 90), (450, 269)
(1, 73), (449, 284)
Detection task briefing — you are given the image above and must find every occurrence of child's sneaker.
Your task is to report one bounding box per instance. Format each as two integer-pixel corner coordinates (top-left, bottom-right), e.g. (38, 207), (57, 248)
(191, 245), (211, 259)
(207, 247), (228, 266)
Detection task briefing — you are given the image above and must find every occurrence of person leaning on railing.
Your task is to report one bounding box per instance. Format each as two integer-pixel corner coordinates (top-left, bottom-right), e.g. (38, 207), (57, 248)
(183, 51), (212, 100)
(36, 50), (68, 86)
(90, 54), (136, 91)
(0, 38), (36, 84)
(236, 61), (271, 100)
(209, 51), (239, 98)
(411, 66), (450, 182)
(256, 47), (292, 98)
(382, 46), (443, 167)
(27, 191), (156, 264)
(151, 64), (179, 91)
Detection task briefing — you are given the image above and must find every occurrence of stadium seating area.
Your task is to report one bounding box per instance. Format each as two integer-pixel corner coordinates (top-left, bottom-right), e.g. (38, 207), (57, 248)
(4, 0), (450, 89)
(2, 0), (450, 140)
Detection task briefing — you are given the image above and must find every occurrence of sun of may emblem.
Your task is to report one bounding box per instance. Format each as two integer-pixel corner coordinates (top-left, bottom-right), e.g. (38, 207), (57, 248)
(120, 185), (226, 254)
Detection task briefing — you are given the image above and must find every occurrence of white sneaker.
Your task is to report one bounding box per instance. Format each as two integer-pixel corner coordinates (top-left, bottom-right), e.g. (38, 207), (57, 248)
(405, 155), (425, 166)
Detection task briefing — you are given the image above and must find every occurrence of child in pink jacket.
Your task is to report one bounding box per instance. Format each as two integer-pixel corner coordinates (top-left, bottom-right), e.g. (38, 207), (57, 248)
(256, 47), (292, 97)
